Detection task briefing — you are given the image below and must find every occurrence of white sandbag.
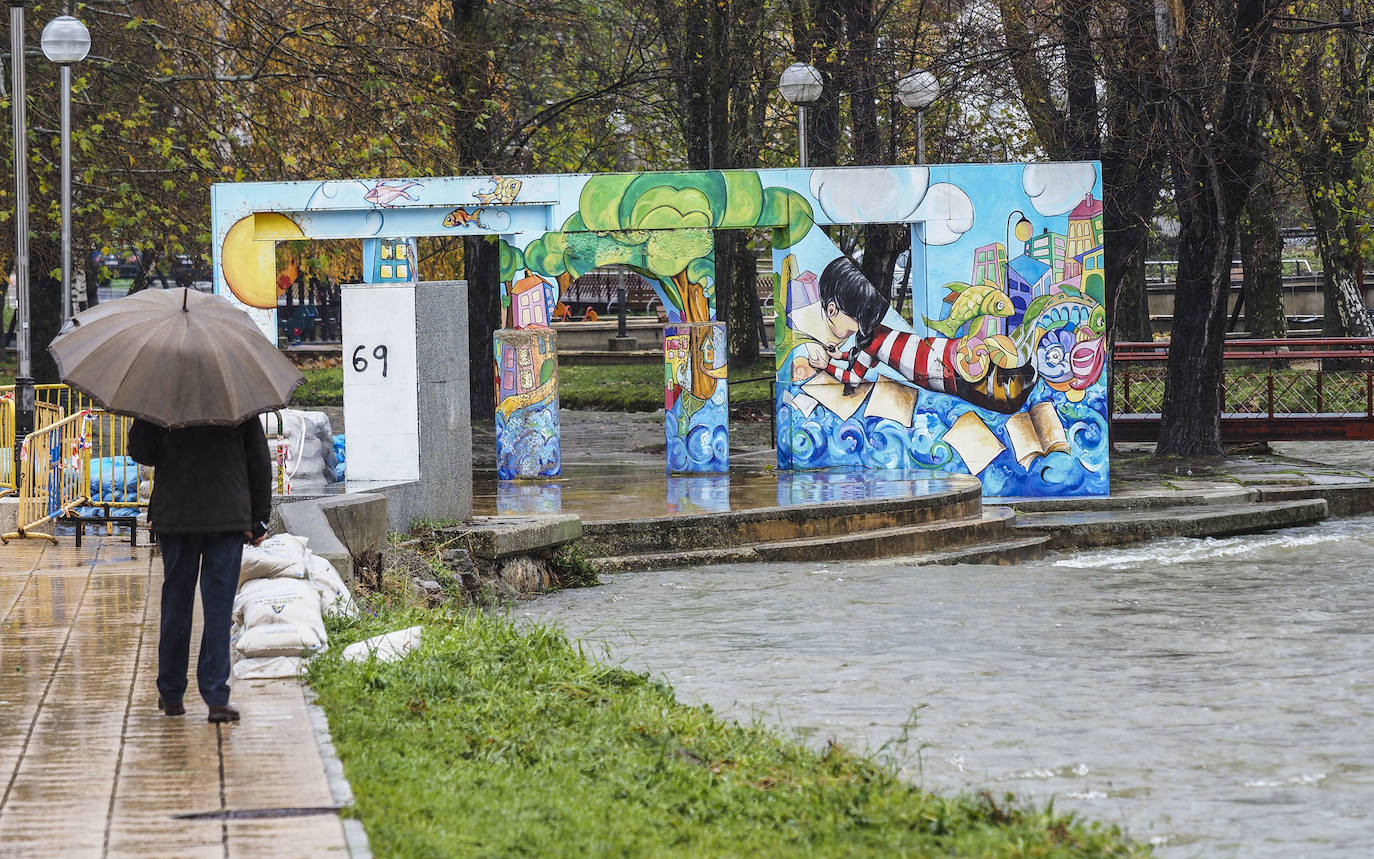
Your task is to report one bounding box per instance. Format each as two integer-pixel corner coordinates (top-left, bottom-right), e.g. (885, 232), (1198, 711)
(233, 578), (325, 640)
(235, 624), (325, 658)
(342, 626), (422, 663)
(232, 655), (305, 680)
(239, 533), (310, 584)
(265, 409), (339, 492)
(306, 553), (358, 617)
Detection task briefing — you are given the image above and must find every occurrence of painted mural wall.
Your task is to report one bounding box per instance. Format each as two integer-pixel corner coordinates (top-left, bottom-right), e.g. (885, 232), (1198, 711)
(211, 162), (1107, 495)
(772, 164), (1107, 496)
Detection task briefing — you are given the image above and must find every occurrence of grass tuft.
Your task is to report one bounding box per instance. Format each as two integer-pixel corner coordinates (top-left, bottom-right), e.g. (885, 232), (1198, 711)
(309, 604), (1148, 857)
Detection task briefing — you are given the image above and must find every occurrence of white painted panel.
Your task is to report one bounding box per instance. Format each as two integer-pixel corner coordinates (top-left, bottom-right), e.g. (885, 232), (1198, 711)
(342, 285), (419, 482)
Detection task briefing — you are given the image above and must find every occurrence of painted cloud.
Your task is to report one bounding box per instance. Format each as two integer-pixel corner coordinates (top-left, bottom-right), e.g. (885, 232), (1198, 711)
(1022, 163), (1098, 216)
(809, 167), (930, 223)
(912, 183), (974, 246)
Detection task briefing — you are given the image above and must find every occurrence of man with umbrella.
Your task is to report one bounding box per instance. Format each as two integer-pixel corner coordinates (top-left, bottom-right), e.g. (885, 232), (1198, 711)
(50, 288), (303, 723)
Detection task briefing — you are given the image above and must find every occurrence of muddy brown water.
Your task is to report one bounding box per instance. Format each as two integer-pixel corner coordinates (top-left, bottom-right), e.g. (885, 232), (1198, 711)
(524, 516), (1374, 857)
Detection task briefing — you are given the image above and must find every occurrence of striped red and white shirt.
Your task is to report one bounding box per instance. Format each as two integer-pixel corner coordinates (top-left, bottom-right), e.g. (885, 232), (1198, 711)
(824, 326), (958, 393)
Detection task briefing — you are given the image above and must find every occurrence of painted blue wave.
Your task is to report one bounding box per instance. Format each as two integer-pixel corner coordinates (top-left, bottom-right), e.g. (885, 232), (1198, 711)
(666, 383), (729, 474)
(496, 395), (562, 479)
(773, 376), (1109, 497)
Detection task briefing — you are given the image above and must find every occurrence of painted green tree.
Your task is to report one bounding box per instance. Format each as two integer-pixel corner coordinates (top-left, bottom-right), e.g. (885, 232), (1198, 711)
(523, 170), (812, 399)
(525, 170), (813, 322)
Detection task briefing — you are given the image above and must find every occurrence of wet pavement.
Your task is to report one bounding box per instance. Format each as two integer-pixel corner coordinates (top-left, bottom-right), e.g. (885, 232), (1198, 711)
(0, 539), (350, 857)
(476, 463), (976, 521)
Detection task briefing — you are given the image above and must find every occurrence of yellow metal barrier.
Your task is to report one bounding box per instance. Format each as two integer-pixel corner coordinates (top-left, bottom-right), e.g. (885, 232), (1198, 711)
(1, 410), (92, 544)
(1, 394), (15, 496)
(0, 385), (152, 543)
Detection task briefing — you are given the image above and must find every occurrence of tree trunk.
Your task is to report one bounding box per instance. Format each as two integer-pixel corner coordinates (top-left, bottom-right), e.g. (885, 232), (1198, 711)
(1306, 167), (1374, 338)
(788, 0), (842, 167)
(726, 232), (760, 361)
(29, 236), (63, 384)
(464, 235), (501, 422)
(1154, 0), (1277, 456)
(1239, 176), (1286, 338)
(128, 247), (162, 295)
(1159, 209), (1234, 455)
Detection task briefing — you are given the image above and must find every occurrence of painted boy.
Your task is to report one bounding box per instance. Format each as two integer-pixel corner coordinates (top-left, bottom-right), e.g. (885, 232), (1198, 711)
(802, 256), (1036, 414)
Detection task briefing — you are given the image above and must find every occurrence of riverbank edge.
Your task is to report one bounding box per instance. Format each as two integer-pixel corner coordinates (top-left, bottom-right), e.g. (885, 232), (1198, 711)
(306, 604), (1150, 857)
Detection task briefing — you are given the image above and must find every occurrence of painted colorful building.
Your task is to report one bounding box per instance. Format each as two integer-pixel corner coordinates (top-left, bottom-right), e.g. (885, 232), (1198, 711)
(1064, 193), (1104, 279)
(1026, 229), (1067, 284)
(971, 242), (1007, 289)
(510, 274), (554, 329)
(1006, 255), (1052, 327)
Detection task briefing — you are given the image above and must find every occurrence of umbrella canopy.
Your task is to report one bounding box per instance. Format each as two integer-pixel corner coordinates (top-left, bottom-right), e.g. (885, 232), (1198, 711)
(48, 288), (305, 428)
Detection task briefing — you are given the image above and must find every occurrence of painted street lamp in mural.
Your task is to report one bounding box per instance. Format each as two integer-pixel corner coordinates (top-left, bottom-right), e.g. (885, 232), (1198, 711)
(1004, 210), (1034, 326)
(895, 70), (939, 166)
(779, 63), (823, 168)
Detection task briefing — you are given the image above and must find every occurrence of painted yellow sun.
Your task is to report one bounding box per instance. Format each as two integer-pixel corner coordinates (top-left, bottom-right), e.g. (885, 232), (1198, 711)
(221, 213), (304, 309)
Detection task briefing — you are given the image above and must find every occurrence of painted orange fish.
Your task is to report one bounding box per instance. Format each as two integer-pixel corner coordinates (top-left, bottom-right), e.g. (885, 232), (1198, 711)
(443, 206), (484, 228)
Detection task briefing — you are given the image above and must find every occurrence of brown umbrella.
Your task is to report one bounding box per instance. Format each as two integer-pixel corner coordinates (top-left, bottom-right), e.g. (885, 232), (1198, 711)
(48, 288), (305, 428)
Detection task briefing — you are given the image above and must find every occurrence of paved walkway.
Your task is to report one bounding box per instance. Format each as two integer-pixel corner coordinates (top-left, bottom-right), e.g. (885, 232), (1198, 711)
(0, 539), (354, 857)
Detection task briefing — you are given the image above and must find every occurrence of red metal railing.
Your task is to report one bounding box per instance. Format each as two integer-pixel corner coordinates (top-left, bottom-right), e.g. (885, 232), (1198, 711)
(1113, 338), (1374, 441)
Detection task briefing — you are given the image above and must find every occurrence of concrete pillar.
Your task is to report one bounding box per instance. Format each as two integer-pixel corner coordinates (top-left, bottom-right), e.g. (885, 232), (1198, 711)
(341, 280), (471, 531)
(664, 321), (728, 474)
(493, 327), (561, 478)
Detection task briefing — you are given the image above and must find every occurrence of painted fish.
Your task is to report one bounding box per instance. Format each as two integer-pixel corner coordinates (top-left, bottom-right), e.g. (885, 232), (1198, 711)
(476, 176), (523, 205)
(443, 206), (484, 228)
(1012, 294), (1105, 354)
(364, 180), (421, 208)
(923, 284), (1013, 338)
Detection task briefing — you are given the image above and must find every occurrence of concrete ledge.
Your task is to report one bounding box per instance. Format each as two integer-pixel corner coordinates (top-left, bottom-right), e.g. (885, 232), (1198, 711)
(439, 515), (581, 560)
(580, 482), (982, 557)
(1008, 487), (1257, 513)
(1255, 483), (1374, 516)
(276, 494), (389, 585)
(1014, 499), (1329, 550)
(317, 493), (388, 560)
(0, 497), (17, 535)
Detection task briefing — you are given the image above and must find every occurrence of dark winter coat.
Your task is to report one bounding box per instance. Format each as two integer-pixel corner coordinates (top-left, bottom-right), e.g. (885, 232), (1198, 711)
(128, 418), (272, 536)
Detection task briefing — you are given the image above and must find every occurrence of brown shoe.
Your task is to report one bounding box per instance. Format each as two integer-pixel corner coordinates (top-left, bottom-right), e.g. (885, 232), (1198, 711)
(207, 704), (240, 723)
(157, 695), (185, 716)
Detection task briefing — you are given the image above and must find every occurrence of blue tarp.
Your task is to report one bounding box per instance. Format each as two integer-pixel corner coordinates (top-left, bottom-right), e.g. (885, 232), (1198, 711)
(90, 456), (140, 503)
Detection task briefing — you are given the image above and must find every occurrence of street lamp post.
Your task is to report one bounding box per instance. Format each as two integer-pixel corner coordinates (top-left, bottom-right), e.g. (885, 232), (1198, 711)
(778, 63), (822, 167)
(42, 15), (90, 322)
(10, 0), (33, 481)
(896, 70), (939, 165)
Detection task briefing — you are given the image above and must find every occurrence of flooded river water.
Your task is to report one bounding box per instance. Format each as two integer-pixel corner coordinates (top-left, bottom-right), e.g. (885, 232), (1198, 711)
(525, 516), (1374, 857)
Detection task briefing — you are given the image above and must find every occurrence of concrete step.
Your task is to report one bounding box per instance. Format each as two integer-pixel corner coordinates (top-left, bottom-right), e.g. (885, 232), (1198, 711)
(755, 508), (1015, 562)
(591, 508), (1014, 573)
(1012, 498), (1329, 550)
(1007, 485), (1257, 513)
(895, 534), (1052, 567)
(580, 482), (983, 557)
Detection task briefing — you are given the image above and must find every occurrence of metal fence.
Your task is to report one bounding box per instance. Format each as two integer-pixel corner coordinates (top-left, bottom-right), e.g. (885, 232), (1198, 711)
(1113, 338), (1374, 441)
(0, 393), (14, 496)
(0, 384), (153, 543)
(1, 410), (92, 544)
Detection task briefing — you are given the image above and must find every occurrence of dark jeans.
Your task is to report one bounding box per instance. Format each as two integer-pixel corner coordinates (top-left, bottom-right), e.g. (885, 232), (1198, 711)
(157, 532), (243, 708)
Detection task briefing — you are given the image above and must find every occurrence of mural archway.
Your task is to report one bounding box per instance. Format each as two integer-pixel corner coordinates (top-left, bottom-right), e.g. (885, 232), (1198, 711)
(212, 163), (1109, 497)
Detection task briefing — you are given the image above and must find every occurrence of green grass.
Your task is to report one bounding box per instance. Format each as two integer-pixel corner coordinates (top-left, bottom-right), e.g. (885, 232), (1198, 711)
(309, 605), (1147, 858)
(291, 366), (344, 406)
(286, 360), (778, 411)
(559, 359), (775, 411)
